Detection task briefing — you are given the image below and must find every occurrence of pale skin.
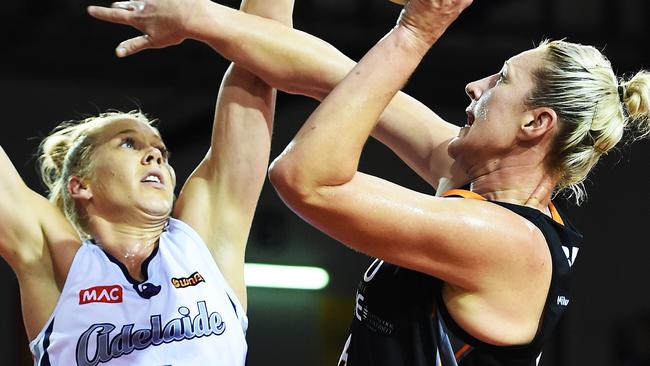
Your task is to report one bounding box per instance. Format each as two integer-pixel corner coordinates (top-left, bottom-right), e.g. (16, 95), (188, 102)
(268, 0), (561, 347)
(89, 0), (561, 346)
(0, 0), (294, 342)
(86, 0), (467, 190)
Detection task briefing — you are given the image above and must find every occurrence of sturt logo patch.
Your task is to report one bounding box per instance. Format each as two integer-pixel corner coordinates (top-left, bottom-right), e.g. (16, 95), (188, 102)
(171, 271), (205, 289)
(79, 285), (123, 305)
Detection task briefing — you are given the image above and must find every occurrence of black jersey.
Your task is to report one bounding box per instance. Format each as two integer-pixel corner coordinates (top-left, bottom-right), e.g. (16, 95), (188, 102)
(337, 190), (583, 366)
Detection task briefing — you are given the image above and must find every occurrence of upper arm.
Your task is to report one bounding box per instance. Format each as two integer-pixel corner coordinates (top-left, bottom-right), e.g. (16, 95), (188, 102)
(0, 146), (48, 267)
(173, 66), (275, 305)
(280, 172), (548, 291)
(0, 146), (81, 338)
(0, 146), (79, 280)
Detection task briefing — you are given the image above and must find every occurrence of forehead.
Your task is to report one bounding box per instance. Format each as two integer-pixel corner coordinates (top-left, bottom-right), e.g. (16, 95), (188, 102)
(92, 117), (163, 145)
(507, 48), (544, 72)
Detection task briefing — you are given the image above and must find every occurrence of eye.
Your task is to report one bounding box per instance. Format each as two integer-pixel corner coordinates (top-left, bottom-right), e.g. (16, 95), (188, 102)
(497, 69), (507, 84)
(120, 137), (137, 149)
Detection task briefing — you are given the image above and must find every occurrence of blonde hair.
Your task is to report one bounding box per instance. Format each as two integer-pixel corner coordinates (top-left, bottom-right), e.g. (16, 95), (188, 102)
(526, 40), (650, 204)
(38, 110), (155, 238)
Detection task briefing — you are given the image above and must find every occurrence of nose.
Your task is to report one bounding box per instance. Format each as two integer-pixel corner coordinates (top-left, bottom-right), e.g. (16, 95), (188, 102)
(465, 74), (495, 101)
(465, 79), (482, 101)
(143, 147), (163, 165)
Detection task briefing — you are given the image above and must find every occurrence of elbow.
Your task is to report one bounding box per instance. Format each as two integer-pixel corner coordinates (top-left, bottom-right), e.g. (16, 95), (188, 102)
(268, 153), (318, 208)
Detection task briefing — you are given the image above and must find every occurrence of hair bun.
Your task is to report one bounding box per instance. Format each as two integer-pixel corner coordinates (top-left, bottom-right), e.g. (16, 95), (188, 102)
(621, 70), (650, 137)
(38, 123), (78, 190)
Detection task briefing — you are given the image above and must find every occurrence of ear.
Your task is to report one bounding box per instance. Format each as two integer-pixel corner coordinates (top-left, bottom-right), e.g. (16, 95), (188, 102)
(67, 176), (93, 201)
(519, 107), (557, 141)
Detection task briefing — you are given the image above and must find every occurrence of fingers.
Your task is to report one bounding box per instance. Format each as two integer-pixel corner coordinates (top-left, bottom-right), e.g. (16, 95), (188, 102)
(116, 35), (154, 57)
(87, 5), (134, 26)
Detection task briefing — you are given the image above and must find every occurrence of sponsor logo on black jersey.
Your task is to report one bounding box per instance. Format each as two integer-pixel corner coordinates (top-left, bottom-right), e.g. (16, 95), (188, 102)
(171, 271), (205, 289)
(557, 295), (570, 306)
(79, 285), (123, 305)
(561, 245), (579, 267)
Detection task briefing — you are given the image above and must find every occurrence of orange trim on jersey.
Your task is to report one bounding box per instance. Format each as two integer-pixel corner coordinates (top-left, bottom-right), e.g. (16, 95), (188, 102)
(454, 343), (472, 360)
(441, 189), (486, 201)
(548, 202), (564, 225)
(442, 189), (564, 226)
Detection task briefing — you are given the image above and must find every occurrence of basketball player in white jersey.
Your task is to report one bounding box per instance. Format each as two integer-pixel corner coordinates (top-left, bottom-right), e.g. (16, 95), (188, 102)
(0, 0), (294, 364)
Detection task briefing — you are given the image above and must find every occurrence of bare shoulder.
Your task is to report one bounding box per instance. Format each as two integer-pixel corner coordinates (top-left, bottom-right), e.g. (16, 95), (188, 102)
(11, 191), (80, 284)
(442, 197), (550, 259)
(0, 146), (80, 339)
(1, 188), (81, 340)
(437, 199), (553, 346)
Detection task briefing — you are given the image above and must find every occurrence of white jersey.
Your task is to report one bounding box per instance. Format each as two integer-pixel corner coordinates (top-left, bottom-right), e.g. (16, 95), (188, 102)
(30, 218), (248, 366)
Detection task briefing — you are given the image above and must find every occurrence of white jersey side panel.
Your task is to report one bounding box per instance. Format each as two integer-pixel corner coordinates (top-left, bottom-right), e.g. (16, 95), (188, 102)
(30, 218), (247, 366)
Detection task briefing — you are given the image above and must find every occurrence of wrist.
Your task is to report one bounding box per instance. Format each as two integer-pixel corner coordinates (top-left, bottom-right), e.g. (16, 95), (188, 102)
(396, 2), (460, 48)
(183, 0), (225, 41)
(392, 21), (436, 58)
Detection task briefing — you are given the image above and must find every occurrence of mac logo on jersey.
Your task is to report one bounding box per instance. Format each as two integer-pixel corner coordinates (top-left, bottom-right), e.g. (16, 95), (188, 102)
(79, 285), (123, 305)
(171, 271), (205, 289)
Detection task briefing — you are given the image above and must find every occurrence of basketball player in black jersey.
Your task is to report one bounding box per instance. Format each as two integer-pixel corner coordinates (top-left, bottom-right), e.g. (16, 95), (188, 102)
(261, 1), (650, 365)
(89, 0), (650, 365)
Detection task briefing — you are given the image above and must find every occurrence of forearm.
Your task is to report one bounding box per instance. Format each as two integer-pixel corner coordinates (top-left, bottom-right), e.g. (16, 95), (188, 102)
(207, 0), (291, 208)
(209, 64), (274, 208)
(187, 1), (460, 186)
(186, 0), (353, 99)
(270, 26), (431, 192)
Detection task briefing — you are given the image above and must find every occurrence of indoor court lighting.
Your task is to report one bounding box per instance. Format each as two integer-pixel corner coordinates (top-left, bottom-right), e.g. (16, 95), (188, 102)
(244, 263), (330, 290)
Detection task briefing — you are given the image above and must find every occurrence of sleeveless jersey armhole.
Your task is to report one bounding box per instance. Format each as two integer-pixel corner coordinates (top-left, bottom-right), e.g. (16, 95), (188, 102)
(436, 189), (576, 360)
(29, 243), (89, 353)
(166, 217), (248, 333)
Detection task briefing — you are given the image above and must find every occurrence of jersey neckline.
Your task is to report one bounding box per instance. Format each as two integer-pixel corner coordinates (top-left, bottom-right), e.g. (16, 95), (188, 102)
(442, 189), (564, 225)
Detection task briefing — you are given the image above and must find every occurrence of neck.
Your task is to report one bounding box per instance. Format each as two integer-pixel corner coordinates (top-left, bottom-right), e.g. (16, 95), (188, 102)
(87, 215), (168, 281)
(468, 152), (558, 214)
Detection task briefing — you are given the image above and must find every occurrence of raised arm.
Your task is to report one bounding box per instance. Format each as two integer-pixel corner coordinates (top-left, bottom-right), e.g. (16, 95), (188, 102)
(266, 0), (550, 316)
(173, 0), (293, 310)
(87, 0), (467, 190)
(0, 146), (79, 339)
(0, 146), (43, 269)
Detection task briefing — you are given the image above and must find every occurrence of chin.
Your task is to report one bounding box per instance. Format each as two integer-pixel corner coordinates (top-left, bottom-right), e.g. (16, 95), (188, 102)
(447, 137), (461, 159)
(139, 201), (173, 219)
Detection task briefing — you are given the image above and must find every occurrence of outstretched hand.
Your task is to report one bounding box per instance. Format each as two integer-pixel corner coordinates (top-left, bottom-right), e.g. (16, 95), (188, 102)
(398, 0), (473, 46)
(88, 0), (199, 57)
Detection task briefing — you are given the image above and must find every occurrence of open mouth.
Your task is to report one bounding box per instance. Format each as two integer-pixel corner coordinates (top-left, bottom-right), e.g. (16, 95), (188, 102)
(465, 110), (475, 127)
(141, 170), (165, 187)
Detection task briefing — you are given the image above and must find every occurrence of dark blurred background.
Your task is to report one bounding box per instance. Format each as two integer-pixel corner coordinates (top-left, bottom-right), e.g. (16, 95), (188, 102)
(1, 0), (649, 365)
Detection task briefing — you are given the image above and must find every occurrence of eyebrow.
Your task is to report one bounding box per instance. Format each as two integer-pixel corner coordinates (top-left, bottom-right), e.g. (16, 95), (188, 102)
(114, 129), (165, 145)
(112, 129), (137, 139)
